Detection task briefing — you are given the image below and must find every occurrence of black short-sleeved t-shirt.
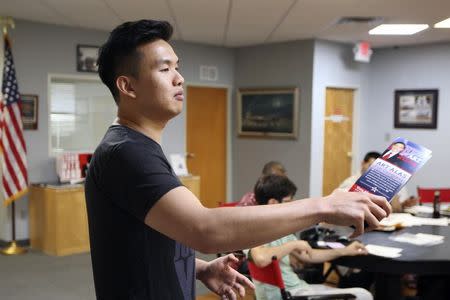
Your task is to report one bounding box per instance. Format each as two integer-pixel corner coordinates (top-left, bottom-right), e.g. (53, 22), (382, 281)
(85, 125), (196, 300)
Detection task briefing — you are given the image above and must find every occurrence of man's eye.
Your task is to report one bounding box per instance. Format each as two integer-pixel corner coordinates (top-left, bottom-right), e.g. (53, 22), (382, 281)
(160, 68), (169, 72)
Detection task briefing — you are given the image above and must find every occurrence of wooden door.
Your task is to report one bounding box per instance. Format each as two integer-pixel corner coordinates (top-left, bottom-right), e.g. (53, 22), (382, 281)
(186, 86), (227, 208)
(322, 88), (354, 196)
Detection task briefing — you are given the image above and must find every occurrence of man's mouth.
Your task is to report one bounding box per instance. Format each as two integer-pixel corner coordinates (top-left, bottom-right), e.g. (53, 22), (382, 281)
(174, 91), (184, 101)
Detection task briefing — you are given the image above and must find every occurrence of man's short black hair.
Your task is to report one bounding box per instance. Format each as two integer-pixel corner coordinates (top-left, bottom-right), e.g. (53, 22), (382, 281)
(254, 174), (297, 205)
(363, 151), (381, 162)
(97, 20), (173, 104)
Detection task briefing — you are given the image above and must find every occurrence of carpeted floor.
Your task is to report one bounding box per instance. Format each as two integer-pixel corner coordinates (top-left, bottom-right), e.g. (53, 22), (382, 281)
(0, 249), (214, 299)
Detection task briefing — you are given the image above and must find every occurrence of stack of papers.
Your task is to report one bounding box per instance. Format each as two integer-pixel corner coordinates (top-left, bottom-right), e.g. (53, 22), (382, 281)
(389, 232), (444, 246)
(404, 205), (433, 215)
(365, 244), (403, 258)
(379, 213), (449, 227)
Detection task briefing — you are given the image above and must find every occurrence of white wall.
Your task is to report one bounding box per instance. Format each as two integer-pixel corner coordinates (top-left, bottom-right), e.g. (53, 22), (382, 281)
(361, 43), (450, 195)
(310, 40), (370, 196)
(233, 40), (314, 199)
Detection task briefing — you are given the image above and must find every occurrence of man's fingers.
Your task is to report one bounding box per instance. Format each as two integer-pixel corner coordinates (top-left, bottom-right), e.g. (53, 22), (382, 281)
(367, 199), (389, 220)
(367, 194), (392, 216)
(233, 282), (245, 297)
(237, 273), (255, 290)
(350, 216), (364, 238)
(224, 287), (237, 300)
(225, 253), (239, 264)
(363, 207), (381, 232)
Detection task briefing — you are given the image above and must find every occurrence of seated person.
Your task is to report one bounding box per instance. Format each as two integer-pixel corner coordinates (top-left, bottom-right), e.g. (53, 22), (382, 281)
(237, 161), (287, 206)
(338, 151), (417, 213)
(245, 175), (373, 300)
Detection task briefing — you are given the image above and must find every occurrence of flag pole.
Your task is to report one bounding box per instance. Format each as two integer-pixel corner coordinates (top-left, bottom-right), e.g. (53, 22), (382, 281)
(0, 16), (15, 36)
(0, 16), (27, 255)
(0, 201), (27, 255)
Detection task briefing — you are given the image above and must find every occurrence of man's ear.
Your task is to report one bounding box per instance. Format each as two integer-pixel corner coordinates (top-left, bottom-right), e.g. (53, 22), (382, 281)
(116, 76), (136, 99)
(268, 198), (280, 205)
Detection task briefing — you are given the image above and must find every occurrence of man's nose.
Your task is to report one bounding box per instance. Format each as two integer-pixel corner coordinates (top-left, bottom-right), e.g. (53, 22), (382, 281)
(174, 71), (184, 86)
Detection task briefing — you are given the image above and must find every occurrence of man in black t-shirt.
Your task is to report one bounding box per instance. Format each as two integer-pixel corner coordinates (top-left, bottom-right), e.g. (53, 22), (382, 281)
(86, 20), (392, 300)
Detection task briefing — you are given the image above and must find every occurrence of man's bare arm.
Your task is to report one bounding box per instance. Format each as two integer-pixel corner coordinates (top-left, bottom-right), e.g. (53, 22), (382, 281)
(291, 241), (367, 264)
(249, 240), (312, 268)
(145, 187), (390, 253)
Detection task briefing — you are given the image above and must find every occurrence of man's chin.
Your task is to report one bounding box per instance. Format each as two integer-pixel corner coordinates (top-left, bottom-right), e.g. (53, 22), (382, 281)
(167, 106), (183, 119)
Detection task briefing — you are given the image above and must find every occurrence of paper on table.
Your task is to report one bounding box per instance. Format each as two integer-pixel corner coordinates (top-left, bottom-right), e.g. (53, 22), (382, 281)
(404, 205), (433, 214)
(380, 213), (415, 227)
(365, 244), (403, 258)
(380, 213), (449, 227)
(415, 217), (449, 226)
(389, 232), (444, 246)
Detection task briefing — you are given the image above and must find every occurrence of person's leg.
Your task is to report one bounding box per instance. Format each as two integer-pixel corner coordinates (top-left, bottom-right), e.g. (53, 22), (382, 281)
(290, 284), (373, 300)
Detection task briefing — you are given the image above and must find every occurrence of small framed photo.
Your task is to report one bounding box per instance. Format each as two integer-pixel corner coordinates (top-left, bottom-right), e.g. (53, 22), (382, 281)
(237, 88), (299, 139)
(76, 44), (99, 73)
(21, 94), (38, 130)
(394, 89), (438, 129)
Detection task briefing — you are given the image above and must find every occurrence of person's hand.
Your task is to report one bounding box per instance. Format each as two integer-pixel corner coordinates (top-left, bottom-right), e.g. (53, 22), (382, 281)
(320, 190), (392, 238)
(294, 240), (313, 256)
(289, 253), (304, 269)
(197, 254), (255, 300)
(402, 196), (418, 208)
(341, 241), (368, 256)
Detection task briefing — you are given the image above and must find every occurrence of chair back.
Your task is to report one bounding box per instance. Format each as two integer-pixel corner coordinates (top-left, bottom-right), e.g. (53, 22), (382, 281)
(248, 256), (357, 300)
(218, 201), (239, 207)
(247, 256), (286, 289)
(417, 187), (450, 203)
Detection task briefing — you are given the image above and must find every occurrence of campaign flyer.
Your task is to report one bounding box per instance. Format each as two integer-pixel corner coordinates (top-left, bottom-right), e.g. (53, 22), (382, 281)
(349, 137), (432, 201)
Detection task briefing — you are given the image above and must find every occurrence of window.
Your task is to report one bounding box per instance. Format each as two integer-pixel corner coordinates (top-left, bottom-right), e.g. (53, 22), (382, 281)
(49, 76), (116, 156)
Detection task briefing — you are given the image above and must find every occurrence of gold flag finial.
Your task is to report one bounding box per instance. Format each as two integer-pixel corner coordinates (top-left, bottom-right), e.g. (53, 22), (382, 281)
(0, 16), (15, 36)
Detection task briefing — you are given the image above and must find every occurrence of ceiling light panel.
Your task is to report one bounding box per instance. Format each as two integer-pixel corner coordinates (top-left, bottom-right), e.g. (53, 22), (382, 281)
(369, 24), (429, 35)
(434, 17), (450, 28)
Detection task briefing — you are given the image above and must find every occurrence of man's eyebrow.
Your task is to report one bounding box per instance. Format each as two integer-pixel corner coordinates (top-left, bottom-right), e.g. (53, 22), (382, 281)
(156, 59), (180, 65)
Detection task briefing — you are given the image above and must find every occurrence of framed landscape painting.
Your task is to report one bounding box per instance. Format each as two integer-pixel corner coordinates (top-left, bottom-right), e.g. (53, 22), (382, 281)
(237, 88), (299, 139)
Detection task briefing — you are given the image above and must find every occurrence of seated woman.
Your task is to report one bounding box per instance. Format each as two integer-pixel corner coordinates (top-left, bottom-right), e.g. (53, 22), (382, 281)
(245, 175), (373, 300)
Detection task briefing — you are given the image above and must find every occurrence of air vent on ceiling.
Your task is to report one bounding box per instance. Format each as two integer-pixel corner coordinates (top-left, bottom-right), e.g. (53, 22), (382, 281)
(337, 17), (383, 25)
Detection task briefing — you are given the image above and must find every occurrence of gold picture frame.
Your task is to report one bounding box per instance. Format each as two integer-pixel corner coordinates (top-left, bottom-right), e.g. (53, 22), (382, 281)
(21, 94), (38, 130)
(237, 87), (299, 139)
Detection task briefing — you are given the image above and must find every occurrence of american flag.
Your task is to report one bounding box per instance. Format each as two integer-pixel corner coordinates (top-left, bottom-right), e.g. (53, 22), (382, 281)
(0, 36), (28, 206)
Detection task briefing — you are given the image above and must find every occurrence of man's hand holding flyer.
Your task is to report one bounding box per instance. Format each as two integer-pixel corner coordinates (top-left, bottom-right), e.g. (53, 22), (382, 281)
(350, 137), (432, 202)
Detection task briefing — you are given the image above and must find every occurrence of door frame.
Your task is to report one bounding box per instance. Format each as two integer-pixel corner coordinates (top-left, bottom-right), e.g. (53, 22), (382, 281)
(185, 82), (232, 203)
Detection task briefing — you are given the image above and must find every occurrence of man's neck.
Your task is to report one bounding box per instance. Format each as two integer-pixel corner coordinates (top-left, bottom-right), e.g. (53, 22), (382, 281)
(114, 115), (165, 144)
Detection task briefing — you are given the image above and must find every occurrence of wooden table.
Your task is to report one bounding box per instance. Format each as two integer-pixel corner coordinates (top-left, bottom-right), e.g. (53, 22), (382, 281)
(29, 184), (90, 256)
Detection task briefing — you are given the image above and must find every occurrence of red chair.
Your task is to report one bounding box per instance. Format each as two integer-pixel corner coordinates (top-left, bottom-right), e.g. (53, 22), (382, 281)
(218, 201), (239, 207)
(247, 256), (355, 300)
(417, 187), (450, 204)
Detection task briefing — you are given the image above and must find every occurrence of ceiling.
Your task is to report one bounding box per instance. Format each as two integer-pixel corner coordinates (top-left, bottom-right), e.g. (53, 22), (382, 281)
(2, 0), (450, 48)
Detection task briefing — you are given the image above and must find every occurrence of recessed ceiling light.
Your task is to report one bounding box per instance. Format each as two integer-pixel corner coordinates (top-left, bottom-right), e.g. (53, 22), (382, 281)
(369, 24), (429, 35)
(434, 18), (450, 28)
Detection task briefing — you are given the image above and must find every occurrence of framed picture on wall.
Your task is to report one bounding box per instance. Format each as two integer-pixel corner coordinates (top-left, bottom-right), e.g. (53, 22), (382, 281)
(394, 89), (438, 129)
(76, 44), (99, 73)
(21, 94), (38, 130)
(237, 88), (299, 139)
